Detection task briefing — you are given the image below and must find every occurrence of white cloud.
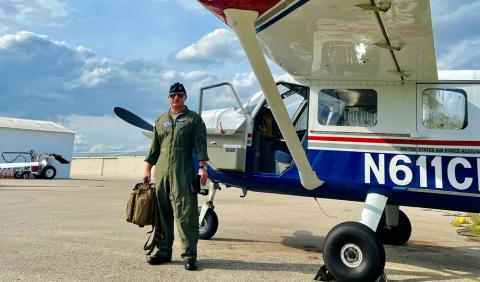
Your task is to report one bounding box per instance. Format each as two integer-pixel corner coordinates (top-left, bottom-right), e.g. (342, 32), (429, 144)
(69, 67), (113, 88)
(175, 28), (244, 65)
(432, 1), (480, 25)
(162, 70), (214, 82)
(0, 0), (69, 32)
(431, 1), (480, 69)
(232, 72), (256, 89)
(437, 37), (480, 69)
(60, 114), (151, 155)
(0, 31), (232, 154)
(0, 31), (170, 120)
(160, 70), (217, 98)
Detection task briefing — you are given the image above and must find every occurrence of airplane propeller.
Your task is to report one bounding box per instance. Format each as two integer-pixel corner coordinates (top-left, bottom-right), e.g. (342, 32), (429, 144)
(113, 107), (154, 132)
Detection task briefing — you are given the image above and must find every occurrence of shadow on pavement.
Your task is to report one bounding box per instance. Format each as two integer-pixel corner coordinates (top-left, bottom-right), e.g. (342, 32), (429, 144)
(281, 230), (325, 252)
(200, 258), (317, 274)
(211, 237), (278, 244)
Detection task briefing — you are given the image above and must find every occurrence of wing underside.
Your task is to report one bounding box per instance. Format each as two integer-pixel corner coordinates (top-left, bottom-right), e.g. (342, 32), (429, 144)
(200, 0), (438, 82)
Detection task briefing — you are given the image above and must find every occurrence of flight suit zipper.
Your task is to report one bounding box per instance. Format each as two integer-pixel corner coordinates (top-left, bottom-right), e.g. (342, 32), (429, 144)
(168, 111), (176, 169)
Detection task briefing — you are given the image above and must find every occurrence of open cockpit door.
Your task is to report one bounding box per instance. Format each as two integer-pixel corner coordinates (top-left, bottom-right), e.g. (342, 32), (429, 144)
(199, 82), (252, 172)
(251, 82), (309, 174)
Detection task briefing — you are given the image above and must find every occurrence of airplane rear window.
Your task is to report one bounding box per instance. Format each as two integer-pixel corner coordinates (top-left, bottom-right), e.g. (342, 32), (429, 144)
(422, 88), (467, 130)
(317, 89), (377, 127)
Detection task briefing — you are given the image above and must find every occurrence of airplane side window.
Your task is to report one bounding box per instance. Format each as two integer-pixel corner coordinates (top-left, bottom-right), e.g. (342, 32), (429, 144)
(317, 89), (377, 127)
(422, 88), (468, 130)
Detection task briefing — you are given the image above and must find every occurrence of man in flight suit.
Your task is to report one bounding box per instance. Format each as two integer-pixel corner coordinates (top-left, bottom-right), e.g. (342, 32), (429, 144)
(143, 82), (209, 270)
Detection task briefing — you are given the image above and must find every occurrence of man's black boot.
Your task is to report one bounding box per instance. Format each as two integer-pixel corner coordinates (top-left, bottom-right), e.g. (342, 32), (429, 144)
(147, 252), (172, 265)
(184, 258), (198, 270)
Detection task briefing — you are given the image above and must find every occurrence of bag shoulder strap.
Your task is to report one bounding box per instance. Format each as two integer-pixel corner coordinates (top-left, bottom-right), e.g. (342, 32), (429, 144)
(143, 185), (164, 255)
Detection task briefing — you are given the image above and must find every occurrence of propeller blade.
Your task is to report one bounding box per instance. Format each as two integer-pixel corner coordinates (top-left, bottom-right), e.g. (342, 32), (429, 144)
(142, 131), (154, 139)
(114, 107), (154, 132)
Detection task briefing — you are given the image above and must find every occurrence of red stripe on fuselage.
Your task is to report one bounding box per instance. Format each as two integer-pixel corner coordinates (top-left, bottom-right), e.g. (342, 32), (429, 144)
(308, 135), (480, 147)
(199, 0), (280, 23)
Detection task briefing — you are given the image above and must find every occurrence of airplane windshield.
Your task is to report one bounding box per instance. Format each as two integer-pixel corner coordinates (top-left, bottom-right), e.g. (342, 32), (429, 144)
(239, 91), (263, 114)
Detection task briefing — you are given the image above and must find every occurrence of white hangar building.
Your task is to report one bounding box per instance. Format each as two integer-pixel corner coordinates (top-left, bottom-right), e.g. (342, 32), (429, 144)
(0, 117), (75, 178)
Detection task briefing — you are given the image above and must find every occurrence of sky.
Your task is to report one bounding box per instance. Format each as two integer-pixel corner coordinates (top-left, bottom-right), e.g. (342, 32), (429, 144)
(0, 0), (479, 156)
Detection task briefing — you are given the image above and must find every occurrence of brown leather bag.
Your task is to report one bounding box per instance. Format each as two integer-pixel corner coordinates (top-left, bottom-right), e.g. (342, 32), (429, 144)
(126, 183), (155, 227)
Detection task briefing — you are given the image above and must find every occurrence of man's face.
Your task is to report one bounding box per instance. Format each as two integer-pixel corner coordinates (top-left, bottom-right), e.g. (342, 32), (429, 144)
(168, 92), (187, 108)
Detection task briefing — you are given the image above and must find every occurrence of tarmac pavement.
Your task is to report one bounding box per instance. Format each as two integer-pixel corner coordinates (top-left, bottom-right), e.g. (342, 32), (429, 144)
(0, 177), (479, 281)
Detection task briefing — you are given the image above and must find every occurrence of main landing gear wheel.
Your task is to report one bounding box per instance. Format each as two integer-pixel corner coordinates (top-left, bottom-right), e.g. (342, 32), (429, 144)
(377, 210), (412, 246)
(41, 165), (56, 179)
(323, 221), (385, 282)
(198, 207), (218, 240)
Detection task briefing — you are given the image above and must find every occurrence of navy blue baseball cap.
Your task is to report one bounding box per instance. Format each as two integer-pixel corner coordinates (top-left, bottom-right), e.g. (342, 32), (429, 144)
(169, 82), (186, 94)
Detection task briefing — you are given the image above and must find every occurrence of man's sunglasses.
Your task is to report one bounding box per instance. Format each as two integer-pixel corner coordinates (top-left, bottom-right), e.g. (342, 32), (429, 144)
(169, 93), (185, 99)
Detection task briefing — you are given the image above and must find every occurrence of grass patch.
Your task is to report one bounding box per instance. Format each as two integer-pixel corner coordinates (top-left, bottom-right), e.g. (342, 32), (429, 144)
(467, 214), (480, 236)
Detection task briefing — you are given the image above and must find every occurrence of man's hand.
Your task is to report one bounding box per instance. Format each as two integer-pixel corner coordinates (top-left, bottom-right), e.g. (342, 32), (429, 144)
(143, 163), (153, 183)
(198, 168), (208, 186)
(143, 170), (151, 184)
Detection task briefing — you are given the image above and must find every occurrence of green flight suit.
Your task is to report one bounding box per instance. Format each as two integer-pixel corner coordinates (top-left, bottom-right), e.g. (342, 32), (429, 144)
(145, 106), (209, 259)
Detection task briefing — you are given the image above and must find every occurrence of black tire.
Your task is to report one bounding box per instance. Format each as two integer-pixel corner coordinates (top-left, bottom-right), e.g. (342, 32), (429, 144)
(323, 221), (385, 282)
(22, 171), (31, 179)
(41, 165), (56, 179)
(13, 171), (23, 179)
(377, 209), (412, 246)
(198, 207), (218, 240)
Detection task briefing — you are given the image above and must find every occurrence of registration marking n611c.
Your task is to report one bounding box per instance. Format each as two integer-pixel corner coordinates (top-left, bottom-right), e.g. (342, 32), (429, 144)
(365, 153), (480, 192)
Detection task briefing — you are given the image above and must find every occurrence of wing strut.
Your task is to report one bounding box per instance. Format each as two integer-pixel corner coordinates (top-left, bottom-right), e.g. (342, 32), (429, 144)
(224, 9), (323, 190)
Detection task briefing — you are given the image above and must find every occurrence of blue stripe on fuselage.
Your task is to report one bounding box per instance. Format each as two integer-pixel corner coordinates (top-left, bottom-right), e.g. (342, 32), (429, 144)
(255, 0), (310, 33)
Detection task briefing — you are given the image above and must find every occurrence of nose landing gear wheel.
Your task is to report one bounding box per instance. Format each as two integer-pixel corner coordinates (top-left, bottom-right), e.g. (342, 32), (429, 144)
(198, 207), (218, 240)
(323, 221), (385, 282)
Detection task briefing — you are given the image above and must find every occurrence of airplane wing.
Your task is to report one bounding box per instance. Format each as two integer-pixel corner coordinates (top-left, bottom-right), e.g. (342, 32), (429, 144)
(199, 0), (437, 82)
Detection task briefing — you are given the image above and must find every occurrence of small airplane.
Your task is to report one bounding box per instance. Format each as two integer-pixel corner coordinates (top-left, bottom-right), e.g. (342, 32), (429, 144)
(115, 0), (480, 281)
